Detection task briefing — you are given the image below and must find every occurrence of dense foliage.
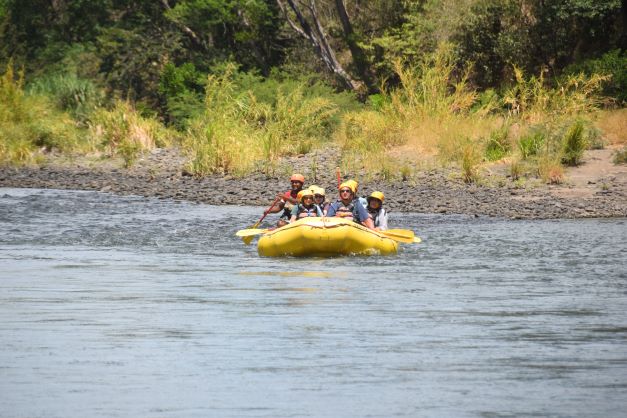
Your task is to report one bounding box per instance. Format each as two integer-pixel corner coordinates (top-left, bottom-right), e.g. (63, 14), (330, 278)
(0, 0), (625, 179)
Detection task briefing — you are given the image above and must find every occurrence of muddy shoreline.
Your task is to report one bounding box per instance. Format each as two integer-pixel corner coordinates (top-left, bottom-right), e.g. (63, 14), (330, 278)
(1, 147), (626, 219)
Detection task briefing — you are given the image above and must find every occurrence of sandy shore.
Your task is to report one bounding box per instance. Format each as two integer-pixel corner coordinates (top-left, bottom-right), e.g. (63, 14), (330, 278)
(1, 146), (626, 219)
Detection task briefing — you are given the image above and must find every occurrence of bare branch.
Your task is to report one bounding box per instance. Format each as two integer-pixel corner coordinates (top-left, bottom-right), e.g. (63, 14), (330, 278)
(160, 0), (207, 50)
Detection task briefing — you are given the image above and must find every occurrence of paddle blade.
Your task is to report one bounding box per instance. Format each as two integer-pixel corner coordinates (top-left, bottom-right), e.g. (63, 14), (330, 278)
(413, 236), (422, 244)
(380, 229), (416, 243)
(236, 228), (267, 237)
(239, 220), (263, 245)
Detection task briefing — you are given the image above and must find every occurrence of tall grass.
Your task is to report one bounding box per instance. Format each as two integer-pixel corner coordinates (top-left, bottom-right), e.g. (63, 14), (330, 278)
(337, 45), (608, 182)
(182, 64), (338, 176)
(337, 43), (499, 179)
(28, 74), (102, 123)
(88, 100), (176, 167)
(503, 67), (608, 122)
(1, 63), (83, 165)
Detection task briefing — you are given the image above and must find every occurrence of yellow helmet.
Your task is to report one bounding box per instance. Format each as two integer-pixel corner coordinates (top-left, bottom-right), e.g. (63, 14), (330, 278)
(299, 188), (314, 202)
(309, 185), (325, 197)
(367, 191), (385, 203)
(345, 179), (359, 192)
(339, 181), (356, 194)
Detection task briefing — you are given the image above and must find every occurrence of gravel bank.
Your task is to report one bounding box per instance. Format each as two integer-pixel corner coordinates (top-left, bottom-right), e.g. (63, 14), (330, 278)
(1, 147), (625, 219)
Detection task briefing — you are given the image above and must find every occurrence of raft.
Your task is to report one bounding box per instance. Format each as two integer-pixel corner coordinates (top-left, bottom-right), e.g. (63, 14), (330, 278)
(257, 217), (398, 257)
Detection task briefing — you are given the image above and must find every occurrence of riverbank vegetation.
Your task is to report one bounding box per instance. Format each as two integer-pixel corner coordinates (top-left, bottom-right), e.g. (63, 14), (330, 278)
(1, 0), (625, 184)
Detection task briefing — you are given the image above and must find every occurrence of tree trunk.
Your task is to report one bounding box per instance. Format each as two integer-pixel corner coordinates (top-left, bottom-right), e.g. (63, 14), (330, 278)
(276, 0), (365, 94)
(333, 0), (372, 90)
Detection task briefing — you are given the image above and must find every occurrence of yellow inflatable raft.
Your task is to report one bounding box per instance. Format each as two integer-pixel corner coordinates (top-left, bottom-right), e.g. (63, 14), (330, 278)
(257, 217), (398, 257)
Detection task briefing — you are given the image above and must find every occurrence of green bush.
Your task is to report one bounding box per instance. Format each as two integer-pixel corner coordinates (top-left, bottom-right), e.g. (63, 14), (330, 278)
(28, 74), (102, 123)
(565, 50), (627, 103)
(561, 119), (586, 166)
(1, 63), (84, 165)
(158, 62), (205, 128)
(518, 129), (545, 160)
(484, 125), (510, 161)
(613, 146), (627, 165)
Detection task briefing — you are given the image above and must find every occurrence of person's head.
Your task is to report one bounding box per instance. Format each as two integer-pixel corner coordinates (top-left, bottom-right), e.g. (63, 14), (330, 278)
(345, 179), (358, 194)
(290, 173), (305, 191)
(339, 182), (355, 203)
(311, 186), (325, 205)
(300, 188), (315, 207)
(367, 191), (385, 210)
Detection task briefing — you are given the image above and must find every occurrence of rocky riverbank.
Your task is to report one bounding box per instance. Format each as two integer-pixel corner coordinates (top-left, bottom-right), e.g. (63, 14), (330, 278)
(1, 146), (626, 219)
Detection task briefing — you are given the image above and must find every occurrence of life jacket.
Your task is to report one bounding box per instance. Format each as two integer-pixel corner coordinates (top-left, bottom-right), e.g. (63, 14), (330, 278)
(334, 200), (358, 220)
(296, 204), (321, 219)
(280, 189), (300, 219)
(368, 207), (387, 227)
(318, 202), (330, 216)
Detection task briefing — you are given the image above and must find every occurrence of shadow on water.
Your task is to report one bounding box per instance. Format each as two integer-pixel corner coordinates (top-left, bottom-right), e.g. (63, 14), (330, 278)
(1, 188), (627, 417)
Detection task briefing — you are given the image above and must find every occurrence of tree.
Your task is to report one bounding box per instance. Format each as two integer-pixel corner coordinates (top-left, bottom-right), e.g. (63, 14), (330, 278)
(275, 0), (367, 93)
(161, 0), (282, 74)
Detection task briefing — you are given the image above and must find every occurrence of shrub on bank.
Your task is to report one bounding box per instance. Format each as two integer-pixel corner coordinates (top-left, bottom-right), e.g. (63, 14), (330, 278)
(0, 63), (84, 165)
(181, 64), (339, 176)
(88, 100), (177, 167)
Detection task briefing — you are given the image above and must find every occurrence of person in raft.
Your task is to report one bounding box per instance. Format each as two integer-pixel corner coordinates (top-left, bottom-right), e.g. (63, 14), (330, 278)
(344, 179), (368, 208)
(310, 185), (329, 215)
(327, 181), (375, 230)
(268, 173), (305, 227)
(366, 191), (388, 231)
(290, 189), (323, 222)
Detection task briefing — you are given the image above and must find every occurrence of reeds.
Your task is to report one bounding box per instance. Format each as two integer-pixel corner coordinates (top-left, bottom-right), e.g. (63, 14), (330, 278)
(181, 64), (338, 176)
(1, 63), (83, 165)
(88, 100), (176, 167)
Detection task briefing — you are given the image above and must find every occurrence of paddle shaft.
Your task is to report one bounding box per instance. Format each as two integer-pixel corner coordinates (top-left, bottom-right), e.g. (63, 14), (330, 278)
(253, 196), (281, 229)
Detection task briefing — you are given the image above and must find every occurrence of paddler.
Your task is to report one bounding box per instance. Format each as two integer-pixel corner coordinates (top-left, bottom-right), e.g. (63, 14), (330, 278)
(310, 185), (329, 215)
(326, 181), (375, 230)
(345, 179), (368, 207)
(268, 173), (305, 227)
(366, 191), (388, 231)
(290, 189), (323, 222)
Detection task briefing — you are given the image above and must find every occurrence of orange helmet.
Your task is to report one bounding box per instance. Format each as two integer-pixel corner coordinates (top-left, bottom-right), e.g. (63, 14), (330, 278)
(290, 173), (305, 183)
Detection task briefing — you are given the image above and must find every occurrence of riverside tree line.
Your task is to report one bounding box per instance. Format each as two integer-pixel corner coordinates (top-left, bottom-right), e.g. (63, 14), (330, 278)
(1, 0), (625, 182)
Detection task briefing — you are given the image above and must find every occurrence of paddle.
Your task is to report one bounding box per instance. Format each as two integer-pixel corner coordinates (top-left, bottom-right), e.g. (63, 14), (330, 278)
(336, 167), (341, 188)
(236, 228), (269, 237)
(241, 196), (281, 245)
(379, 229), (417, 243)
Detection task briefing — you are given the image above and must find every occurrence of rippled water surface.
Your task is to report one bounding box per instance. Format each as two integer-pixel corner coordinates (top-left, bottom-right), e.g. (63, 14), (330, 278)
(1, 188), (626, 417)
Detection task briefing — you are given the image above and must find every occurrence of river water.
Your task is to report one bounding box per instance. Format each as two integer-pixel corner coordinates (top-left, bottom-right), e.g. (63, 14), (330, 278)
(1, 187), (626, 417)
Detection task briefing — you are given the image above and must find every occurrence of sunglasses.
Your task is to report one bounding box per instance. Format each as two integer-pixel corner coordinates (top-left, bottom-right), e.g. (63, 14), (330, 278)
(303, 196), (313, 200)
(314, 194), (324, 198)
(340, 189), (352, 194)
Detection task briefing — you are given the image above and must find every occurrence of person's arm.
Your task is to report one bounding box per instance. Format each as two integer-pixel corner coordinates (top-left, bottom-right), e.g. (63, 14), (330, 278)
(284, 195), (299, 205)
(326, 202), (337, 217)
(362, 217), (375, 230)
(355, 200), (375, 230)
(289, 204), (299, 223)
(268, 192), (287, 213)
